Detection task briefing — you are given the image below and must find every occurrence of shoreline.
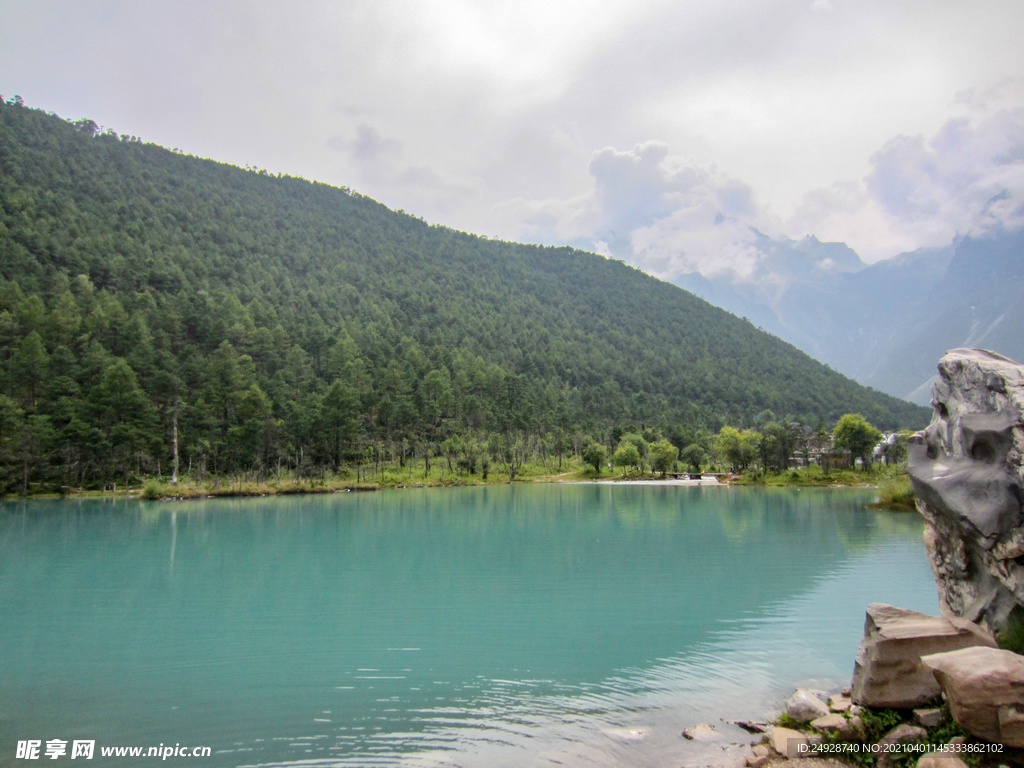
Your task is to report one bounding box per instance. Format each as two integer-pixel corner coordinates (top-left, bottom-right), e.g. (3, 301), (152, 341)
(2, 470), (902, 505)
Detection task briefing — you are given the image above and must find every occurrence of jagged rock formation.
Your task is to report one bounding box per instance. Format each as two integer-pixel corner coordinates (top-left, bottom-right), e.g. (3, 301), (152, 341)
(851, 603), (996, 707)
(908, 348), (1024, 634)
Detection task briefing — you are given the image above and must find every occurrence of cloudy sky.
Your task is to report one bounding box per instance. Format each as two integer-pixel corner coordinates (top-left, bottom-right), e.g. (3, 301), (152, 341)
(2, 0), (1023, 278)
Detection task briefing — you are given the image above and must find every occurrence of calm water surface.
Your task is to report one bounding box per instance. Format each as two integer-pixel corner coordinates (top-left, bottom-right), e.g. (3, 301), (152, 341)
(0, 484), (937, 767)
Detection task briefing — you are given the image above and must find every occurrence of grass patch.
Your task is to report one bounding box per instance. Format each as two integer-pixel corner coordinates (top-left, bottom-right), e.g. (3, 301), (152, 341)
(733, 464), (898, 488)
(871, 474), (916, 511)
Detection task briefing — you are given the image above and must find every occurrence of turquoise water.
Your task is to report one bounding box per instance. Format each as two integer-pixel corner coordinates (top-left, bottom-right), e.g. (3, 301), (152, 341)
(1, 485), (937, 767)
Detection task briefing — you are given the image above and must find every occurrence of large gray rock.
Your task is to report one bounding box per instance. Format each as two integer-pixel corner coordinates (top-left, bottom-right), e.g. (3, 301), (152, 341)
(909, 349), (1024, 634)
(922, 645), (1024, 747)
(851, 603), (996, 708)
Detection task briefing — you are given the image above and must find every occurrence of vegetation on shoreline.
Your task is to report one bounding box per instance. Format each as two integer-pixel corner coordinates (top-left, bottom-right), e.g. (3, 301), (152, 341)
(733, 465), (893, 487)
(7, 443), (917, 504)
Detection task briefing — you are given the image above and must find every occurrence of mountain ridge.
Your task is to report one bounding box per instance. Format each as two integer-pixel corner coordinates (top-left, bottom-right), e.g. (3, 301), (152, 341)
(0, 100), (926, 488)
(674, 228), (1024, 403)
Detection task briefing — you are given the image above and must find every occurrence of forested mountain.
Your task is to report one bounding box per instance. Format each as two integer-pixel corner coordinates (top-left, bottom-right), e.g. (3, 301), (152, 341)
(0, 100), (925, 491)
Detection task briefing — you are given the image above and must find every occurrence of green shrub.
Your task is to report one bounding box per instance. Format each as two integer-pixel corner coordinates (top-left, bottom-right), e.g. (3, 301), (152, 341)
(875, 475), (915, 510)
(997, 607), (1024, 654)
(141, 480), (162, 501)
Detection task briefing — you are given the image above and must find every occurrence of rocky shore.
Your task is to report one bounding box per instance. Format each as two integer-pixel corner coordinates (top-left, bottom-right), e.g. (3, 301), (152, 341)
(682, 604), (1022, 768)
(682, 349), (1024, 768)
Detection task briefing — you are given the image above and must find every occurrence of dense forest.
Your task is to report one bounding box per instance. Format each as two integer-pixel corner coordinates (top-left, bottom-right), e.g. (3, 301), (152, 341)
(0, 97), (927, 492)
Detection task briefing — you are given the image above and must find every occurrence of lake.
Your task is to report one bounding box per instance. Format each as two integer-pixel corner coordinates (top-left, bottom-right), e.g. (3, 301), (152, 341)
(0, 484), (938, 767)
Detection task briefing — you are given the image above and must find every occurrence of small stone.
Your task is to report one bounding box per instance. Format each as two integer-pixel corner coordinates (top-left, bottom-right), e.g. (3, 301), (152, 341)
(787, 689), (830, 723)
(917, 752), (970, 768)
(729, 720), (769, 734)
(769, 727), (809, 759)
(683, 723), (723, 742)
(876, 724), (928, 768)
(913, 708), (944, 728)
(746, 744), (770, 768)
(810, 713), (847, 733)
(878, 723), (928, 747)
(829, 694), (853, 712)
(810, 712), (862, 740)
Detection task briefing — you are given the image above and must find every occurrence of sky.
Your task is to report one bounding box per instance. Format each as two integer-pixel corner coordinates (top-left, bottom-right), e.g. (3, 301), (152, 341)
(2, 0), (1024, 280)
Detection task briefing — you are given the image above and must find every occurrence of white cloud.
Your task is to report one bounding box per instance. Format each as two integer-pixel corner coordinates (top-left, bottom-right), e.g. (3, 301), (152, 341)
(329, 124), (477, 218)
(496, 141), (778, 279)
(4, 0), (1024, 271)
(789, 106), (1024, 260)
(498, 104), (1024, 279)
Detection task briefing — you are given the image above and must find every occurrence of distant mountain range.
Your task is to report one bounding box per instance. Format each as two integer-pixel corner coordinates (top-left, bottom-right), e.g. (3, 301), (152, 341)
(675, 229), (1024, 404)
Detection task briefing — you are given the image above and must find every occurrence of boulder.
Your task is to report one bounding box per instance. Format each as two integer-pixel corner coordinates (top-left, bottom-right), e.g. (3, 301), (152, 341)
(922, 645), (1024, 746)
(786, 689), (830, 723)
(851, 603), (997, 707)
(908, 349), (1024, 634)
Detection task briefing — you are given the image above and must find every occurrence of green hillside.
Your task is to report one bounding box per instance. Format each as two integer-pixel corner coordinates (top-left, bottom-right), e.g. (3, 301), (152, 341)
(0, 99), (926, 490)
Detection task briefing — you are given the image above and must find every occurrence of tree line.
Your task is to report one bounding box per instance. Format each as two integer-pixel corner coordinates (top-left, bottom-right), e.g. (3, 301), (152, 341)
(576, 412), (897, 478)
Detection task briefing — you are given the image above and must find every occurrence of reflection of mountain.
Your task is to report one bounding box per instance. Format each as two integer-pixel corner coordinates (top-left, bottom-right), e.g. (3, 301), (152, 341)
(2, 486), (921, 766)
(675, 229), (1024, 404)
